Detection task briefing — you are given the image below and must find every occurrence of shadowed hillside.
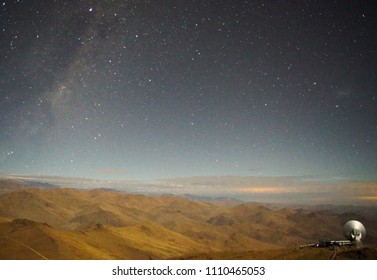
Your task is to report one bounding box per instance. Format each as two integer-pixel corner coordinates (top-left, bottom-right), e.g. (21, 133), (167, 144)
(0, 181), (376, 260)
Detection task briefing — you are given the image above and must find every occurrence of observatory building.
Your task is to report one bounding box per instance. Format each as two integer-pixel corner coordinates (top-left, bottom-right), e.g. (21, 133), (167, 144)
(343, 220), (366, 246)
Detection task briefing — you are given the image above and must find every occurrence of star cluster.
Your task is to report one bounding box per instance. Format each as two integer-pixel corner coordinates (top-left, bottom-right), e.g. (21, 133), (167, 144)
(0, 0), (376, 180)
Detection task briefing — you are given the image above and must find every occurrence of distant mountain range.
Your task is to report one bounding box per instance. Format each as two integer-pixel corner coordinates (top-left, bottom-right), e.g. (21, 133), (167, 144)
(2, 173), (377, 206)
(0, 179), (376, 259)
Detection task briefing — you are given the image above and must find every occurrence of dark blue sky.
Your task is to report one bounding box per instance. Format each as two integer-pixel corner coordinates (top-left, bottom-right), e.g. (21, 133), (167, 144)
(0, 0), (376, 181)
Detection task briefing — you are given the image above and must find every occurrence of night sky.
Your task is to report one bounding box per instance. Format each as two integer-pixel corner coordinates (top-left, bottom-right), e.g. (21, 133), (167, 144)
(1, 0), (376, 181)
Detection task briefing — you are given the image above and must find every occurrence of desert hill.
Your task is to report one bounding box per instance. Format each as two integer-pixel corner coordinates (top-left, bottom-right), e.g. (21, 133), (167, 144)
(0, 218), (208, 259)
(0, 181), (376, 259)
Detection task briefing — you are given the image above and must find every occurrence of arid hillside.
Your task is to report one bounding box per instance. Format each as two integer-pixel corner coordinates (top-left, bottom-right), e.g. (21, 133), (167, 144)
(0, 180), (376, 259)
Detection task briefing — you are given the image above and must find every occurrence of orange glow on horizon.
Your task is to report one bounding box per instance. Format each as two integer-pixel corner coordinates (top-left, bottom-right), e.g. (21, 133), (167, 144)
(358, 196), (377, 201)
(236, 187), (293, 193)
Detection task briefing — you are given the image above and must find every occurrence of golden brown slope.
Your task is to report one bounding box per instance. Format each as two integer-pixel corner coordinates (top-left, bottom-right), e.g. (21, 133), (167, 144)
(0, 218), (210, 259)
(0, 187), (376, 259)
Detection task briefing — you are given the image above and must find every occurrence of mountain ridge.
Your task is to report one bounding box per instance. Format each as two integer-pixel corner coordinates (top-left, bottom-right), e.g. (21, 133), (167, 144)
(0, 183), (376, 259)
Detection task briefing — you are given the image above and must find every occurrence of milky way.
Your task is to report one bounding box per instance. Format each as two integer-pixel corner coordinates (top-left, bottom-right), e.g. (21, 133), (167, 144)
(0, 0), (376, 181)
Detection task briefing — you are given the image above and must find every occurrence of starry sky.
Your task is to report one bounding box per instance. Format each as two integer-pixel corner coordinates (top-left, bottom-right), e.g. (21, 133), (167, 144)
(0, 0), (376, 181)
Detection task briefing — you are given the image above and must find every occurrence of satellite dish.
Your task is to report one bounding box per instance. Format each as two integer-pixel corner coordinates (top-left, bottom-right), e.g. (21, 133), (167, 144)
(343, 220), (366, 242)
